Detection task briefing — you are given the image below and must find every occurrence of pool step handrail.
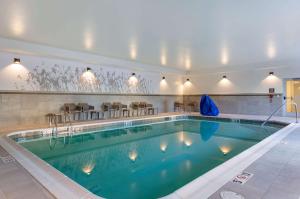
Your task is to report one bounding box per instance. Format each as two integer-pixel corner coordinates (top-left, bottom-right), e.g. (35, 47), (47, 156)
(65, 113), (74, 135)
(51, 115), (58, 136)
(285, 97), (298, 123)
(262, 97), (298, 126)
(292, 101), (298, 123)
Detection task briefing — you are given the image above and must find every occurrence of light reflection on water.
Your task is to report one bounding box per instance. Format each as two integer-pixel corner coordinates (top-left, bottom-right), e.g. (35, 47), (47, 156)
(21, 120), (278, 199)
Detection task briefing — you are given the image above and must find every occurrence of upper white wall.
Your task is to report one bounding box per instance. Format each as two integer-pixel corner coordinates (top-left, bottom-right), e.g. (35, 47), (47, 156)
(183, 66), (300, 95)
(1, 38), (300, 96)
(0, 39), (183, 95)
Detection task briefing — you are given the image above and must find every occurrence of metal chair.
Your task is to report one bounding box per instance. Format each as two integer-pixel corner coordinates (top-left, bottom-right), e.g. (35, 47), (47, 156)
(130, 102), (140, 116)
(138, 102), (147, 116)
(174, 102), (184, 112)
(63, 103), (81, 121)
(185, 102), (196, 112)
(112, 102), (122, 118)
(121, 104), (130, 117)
(146, 103), (158, 115)
(102, 103), (116, 118)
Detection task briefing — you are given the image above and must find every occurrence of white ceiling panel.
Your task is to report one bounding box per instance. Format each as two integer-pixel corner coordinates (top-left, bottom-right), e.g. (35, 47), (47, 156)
(0, 0), (300, 72)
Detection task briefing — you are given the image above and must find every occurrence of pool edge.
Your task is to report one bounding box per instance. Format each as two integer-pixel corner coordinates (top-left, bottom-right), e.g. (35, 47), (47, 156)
(0, 113), (295, 199)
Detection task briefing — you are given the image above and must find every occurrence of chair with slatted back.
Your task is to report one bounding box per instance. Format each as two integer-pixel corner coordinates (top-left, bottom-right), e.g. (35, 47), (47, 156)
(102, 102), (116, 119)
(138, 102), (147, 116)
(130, 102), (139, 117)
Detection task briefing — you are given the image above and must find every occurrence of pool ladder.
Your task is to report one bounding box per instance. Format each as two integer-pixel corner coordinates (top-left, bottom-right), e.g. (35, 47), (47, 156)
(49, 113), (74, 150)
(50, 113), (74, 137)
(262, 97), (298, 126)
(65, 113), (74, 136)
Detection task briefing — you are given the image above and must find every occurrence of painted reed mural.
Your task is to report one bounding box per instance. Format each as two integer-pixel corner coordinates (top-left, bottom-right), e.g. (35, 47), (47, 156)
(14, 63), (154, 94)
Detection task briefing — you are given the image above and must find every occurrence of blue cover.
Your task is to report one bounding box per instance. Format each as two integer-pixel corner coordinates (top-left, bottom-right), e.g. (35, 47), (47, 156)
(200, 120), (219, 141)
(200, 95), (219, 116)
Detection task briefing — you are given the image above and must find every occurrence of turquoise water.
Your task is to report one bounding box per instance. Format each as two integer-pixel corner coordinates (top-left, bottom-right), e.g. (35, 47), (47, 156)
(19, 119), (279, 199)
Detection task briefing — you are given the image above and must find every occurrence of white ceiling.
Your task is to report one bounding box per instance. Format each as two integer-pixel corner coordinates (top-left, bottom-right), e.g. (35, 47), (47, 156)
(0, 0), (300, 72)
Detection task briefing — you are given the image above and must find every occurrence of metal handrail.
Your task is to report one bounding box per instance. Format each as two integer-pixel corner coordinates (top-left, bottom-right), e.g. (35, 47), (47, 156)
(292, 101), (298, 123)
(261, 100), (287, 126)
(51, 114), (58, 136)
(262, 97), (298, 126)
(65, 113), (74, 135)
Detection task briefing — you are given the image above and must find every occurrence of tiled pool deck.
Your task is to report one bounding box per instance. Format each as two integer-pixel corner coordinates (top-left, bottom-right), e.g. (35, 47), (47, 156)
(209, 125), (300, 199)
(0, 146), (54, 199)
(0, 113), (299, 199)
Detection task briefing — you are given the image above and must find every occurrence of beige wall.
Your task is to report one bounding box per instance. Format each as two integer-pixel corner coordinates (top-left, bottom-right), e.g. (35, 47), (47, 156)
(183, 94), (283, 116)
(0, 92), (182, 130)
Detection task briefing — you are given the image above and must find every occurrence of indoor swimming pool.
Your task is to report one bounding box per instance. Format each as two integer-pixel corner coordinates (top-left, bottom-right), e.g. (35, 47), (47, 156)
(11, 116), (284, 199)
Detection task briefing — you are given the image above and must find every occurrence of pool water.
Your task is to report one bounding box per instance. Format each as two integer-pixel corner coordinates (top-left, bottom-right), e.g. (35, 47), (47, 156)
(19, 119), (280, 199)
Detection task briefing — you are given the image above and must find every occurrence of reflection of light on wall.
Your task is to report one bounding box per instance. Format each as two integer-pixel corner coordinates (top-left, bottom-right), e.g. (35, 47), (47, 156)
(11, 15), (25, 36)
(129, 151), (138, 162)
(160, 47), (167, 65)
(176, 81), (184, 94)
(218, 78), (232, 88)
(160, 142), (168, 152)
(184, 79), (192, 87)
(161, 55), (167, 66)
(82, 162), (95, 175)
(185, 57), (191, 70)
(129, 40), (137, 60)
(264, 72), (280, 85)
(267, 40), (276, 59)
(81, 71), (96, 83)
(219, 146), (231, 155)
(221, 47), (229, 65)
(2, 63), (29, 80)
(10, 63), (25, 71)
(160, 78), (168, 89)
(128, 73), (138, 86)
(84, 31), (93, 50)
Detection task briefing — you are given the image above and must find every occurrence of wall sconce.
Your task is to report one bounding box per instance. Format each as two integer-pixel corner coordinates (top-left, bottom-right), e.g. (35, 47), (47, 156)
(86, 67), (92, 72)
(186, 78), (190, 82)
(132, 73), (136, 77)
(222, 75), (227, 79)
(269, 72), (274, 76)
(162, 76), (166, 80)
(13, 58), (21, 64)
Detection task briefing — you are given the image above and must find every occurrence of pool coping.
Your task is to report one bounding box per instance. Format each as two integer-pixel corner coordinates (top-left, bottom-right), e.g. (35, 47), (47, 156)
(0, 113), (297, 199)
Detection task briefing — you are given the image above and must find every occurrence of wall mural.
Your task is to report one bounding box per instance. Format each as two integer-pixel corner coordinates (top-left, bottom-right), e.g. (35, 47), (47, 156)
(15, 63), (154, 94)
